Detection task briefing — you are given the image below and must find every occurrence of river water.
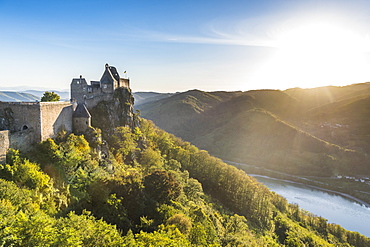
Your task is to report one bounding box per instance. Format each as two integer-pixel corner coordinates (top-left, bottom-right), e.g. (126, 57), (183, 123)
(253, 175), (370, 237)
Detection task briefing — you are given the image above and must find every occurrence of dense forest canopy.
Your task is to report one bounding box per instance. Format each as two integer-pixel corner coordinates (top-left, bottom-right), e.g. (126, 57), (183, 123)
(0, 117), (369, 246)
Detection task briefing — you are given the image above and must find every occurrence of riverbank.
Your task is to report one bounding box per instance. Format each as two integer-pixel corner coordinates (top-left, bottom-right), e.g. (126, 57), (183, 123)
(250, 174), (370, 208)
(224, 160), (370, 208)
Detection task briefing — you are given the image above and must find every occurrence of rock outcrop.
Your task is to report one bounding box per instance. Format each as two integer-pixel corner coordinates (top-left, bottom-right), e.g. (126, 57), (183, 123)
(89, 87), (136, 132)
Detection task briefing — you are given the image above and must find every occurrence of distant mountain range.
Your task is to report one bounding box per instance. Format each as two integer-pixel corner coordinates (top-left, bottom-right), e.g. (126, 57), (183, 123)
(0, 91), (40, 102)
(0, 90), (70, 102)
(133, 92), (176, 106)
(136, 83), (370, 179)
(0, 89), (171, 104)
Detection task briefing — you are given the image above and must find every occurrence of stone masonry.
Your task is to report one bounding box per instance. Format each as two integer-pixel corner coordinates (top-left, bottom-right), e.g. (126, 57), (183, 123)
(0, 64), (132, 163)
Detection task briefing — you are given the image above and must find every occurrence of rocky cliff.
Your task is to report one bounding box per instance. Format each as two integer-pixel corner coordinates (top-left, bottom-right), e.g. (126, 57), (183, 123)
(89, 87), (136, 132)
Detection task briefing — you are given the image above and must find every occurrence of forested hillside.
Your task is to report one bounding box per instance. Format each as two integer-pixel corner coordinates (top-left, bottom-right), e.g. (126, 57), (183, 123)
(137, 84), (370, 178)
(0, 117), (369, 246)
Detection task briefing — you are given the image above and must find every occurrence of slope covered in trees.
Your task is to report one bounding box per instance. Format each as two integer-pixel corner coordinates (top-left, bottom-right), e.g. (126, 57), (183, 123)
(137, 84), (370, 177)
(0, 118), (369, 246)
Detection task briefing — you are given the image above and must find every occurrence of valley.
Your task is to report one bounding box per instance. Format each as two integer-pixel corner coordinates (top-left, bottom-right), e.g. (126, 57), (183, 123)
(136, 83), (370, 205)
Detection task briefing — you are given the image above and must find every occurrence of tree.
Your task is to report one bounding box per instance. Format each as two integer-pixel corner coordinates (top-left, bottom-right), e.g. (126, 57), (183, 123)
(144, 170), (181, 204)
(41, 91), (60, 102)
(166, 214), (192, 235)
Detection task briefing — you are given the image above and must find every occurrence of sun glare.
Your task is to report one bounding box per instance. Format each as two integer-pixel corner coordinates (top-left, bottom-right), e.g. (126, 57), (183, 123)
(250, 20), (370, 90)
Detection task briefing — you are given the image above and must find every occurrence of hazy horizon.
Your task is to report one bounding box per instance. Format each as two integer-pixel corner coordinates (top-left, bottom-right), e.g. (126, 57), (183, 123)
(1, 0), (370, 92)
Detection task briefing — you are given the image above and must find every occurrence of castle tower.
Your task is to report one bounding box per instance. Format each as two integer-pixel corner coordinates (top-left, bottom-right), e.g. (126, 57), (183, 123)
(70, 64), (129, 109)
(100, 63), (120, 93)
(72, 103), (91, 133)
(70, 75), (88, 104)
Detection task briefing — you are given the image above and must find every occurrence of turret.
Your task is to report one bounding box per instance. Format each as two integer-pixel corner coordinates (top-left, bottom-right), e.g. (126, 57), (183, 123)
(72, 103), (91, 133)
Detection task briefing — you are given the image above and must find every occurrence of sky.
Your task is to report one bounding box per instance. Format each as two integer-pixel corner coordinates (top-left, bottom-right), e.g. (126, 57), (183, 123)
(1, 0), (370, 92)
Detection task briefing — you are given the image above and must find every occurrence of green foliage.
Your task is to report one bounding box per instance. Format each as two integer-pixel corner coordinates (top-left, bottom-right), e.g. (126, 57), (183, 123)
(140, 148), (165, 173)
(109, 126), (139, 163)
(144, 170), (182, 204)
(40, 91), (60, 102)
(166, 213), (192, 235)
(32, 134), (98, 186)
(55, 211), (125, 246)
(135, 225), (191, 246)
(2, 149), (51, 192)
(1, 117), (369, 246)
(137, 87), (370, 178)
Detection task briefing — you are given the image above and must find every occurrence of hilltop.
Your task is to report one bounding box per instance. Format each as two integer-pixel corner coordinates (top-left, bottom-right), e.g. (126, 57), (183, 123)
(133, 91), (175, 106)
(1, 80), (369, 245)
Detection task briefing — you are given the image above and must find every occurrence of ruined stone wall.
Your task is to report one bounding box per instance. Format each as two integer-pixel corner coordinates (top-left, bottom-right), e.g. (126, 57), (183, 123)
(9, 128), (36, 153)
(0, 102), (42, 139)
(85, 93), (114, 109)
(0, 102), (73, 154)
(40, 102), (73, 141)
(0, 130), (9, 164)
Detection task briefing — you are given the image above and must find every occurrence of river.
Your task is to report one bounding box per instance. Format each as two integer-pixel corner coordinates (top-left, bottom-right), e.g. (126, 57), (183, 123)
(252, 175), (370, 237)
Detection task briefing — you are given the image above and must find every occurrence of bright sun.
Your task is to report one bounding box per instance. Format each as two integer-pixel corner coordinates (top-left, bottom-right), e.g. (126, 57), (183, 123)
(251, 20), (370, 90)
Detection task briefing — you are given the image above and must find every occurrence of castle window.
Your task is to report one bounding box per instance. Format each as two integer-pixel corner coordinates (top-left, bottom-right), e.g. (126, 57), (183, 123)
(86, 121), (88, 124)
(75, 120), (78, 123)
(88, 87), (92, 93)
(21, 125), (28, 131)
(103, 85), (107, 89)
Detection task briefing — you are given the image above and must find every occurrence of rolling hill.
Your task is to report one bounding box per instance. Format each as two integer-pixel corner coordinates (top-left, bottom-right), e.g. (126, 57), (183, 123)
(136, 84), (370, 178)
(0, 90), (70, 102)
(0, 91), (40, 102)
(133, 92), (175, 106)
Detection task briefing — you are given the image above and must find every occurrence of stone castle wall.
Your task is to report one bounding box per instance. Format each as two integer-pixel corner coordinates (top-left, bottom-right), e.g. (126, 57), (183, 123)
(0, 65), (131, 163)
(0, 130), (9, 163)
(9, 128), (36, 153)
(40, 102), (73, 141)
(0, 101), (73, 162)
(85, 93), (114, 109)
(0, 102), (42, 140)
(71, 82), (115, 109)
(0, 129), (36, 164)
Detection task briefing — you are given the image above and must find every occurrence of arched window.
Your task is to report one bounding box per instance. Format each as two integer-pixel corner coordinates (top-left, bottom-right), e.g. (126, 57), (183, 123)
(21, 125), (28, 130)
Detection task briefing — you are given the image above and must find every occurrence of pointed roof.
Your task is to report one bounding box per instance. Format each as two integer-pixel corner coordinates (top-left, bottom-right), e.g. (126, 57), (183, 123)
(73, 103), (91, 118)
(100, 64), (120, 84)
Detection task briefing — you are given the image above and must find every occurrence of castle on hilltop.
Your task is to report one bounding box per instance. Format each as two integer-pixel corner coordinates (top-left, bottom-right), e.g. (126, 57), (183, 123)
(71, 63), (129, 108)
(0, 64), (131, 163)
